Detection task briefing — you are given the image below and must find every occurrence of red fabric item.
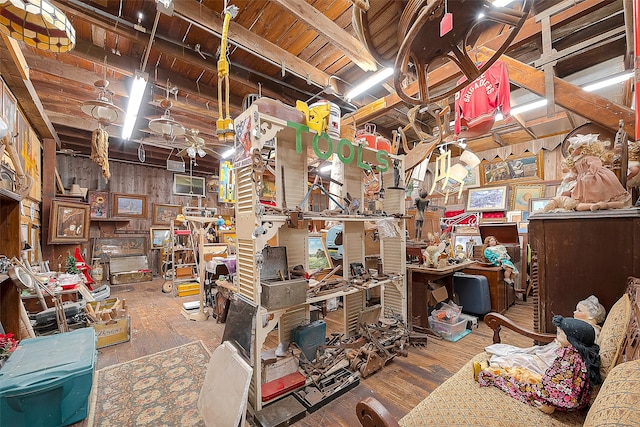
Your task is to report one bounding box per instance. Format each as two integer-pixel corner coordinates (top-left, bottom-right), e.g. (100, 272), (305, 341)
(454, 61), (511, 134)
(481, 212), (505, 218)
(444, 209), (474, 224)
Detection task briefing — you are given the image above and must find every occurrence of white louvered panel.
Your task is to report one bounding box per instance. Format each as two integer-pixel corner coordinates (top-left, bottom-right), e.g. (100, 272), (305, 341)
(248, 374), (258, 413)
(279, 306), (307, 344)
(382, 187), (405, 215)
(278, 228), (308, 271)
(236, 165), (255, 212)
(381, 236), (405, 275)
(237, 239), (257, 302)
(343, 155), (363, 202)
(344, 290), (365, 338)
(276, 138), (307, 210)
(383, 279), (405, 321)
(343, 222), (364, 279)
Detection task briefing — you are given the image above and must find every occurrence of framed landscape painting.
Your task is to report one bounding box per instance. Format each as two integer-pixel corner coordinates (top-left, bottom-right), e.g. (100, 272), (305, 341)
(479, 151), (544, 186)
(112, 193), (148, 218)
(466, 186), (508, 212)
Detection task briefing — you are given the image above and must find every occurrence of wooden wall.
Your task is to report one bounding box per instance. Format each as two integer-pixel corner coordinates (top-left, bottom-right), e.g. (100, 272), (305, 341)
(47, 155), (225, 275)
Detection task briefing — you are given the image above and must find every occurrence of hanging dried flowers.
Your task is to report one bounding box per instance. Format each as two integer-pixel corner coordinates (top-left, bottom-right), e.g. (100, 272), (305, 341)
(91, 124), (110, 182)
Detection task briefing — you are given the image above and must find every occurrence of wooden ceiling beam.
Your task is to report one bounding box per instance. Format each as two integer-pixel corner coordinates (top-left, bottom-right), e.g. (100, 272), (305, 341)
(271, 0), (377, 72)
(476, 46), (634, 137)
(173, 0), (331, 89)
(0, 37), (60, 144)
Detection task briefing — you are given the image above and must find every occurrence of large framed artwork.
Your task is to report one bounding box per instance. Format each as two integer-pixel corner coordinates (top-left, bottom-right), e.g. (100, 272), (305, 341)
(466, 186), (508, 212)
(112, 193), (148, 218)
(152, 203), (182, 225)
(509, 184), (546, 211)
(49, 200), (90, 244)
(88, 191), (110, 219)
(479, 151), (544, 186)
(173, 174), (205, 197)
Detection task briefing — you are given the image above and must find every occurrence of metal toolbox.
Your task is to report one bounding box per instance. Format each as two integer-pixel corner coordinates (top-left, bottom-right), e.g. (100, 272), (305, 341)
(261, 278), (307, 311)
(260, 246), (307, 310)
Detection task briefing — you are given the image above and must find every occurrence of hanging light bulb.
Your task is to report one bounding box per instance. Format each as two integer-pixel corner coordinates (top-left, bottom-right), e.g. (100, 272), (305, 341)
(80, 79), (124, 126)
(197, 147), (206, 157)
(186, 146), (196, 158)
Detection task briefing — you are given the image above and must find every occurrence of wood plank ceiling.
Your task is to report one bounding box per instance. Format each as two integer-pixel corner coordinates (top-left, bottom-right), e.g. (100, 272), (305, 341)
(1, 0), (634, 174)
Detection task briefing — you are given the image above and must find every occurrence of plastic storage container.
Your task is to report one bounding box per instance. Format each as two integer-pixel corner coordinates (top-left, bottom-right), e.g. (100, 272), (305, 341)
(429, 315), (467, 340)
(0, 328), (97, 427)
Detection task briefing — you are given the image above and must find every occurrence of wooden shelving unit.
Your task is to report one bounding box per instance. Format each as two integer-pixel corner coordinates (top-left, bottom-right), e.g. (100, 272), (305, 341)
(229, 104), (407, 411)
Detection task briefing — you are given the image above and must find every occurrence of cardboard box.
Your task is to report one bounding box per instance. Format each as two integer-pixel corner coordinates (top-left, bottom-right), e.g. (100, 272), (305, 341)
(87, 298), (131, 348)
(92, 316), (131, 348)
(427, 284), (448, 307)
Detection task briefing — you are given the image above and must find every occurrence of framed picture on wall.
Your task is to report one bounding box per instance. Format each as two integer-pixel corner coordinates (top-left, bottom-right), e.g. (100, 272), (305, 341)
(479, 151), (544, 186)
(466, 186), (508, 212)
(150, 228), (171, 249)
(509, 184), (546, 211)
(49, 200), (90, 244)
(88, 191), (110, 219)
(152, 203), (182, 225)
(112, 193), (148, 218)
(173, 174), (205, 197)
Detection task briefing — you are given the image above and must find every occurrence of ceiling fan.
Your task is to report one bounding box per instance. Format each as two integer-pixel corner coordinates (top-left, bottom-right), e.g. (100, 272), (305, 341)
(176, 128), (218, 159)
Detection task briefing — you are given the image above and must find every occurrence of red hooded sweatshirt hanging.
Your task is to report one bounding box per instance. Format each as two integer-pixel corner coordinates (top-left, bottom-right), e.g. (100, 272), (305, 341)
(454, 60), (511, 135)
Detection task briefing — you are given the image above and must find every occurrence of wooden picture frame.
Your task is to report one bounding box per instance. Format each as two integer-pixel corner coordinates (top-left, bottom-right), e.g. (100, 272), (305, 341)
(479, 151), (544, 186)
(463, 166), (481, 188)
(49, 200), (90, 244)
(452, 233), (483, 258)
(173, 174), (206, 197)
(88, 191), (110, 219)
(112, 193), (148, 218)
(509, 184), (546, 211)
(506, 210), (523, 223)
(528, 197), (554, 214)
(150, 228), (171, 249)
(152, 203), (182, 225)
(308, 234), (333, 270)
(466, 186), (508, 212)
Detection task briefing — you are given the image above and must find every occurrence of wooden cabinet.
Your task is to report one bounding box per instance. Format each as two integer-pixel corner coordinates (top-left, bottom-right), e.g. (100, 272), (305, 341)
(0, 188), (22, 337)
(529, 210), (640, 333)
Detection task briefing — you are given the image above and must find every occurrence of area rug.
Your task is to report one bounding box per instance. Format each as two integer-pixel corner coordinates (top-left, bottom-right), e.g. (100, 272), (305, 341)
(87, 341), (210, 426)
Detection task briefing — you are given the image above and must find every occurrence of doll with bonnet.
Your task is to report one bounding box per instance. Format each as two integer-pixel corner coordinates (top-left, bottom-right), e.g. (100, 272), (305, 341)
(478, 316), (601, 413)
(568, 133), (631, 211)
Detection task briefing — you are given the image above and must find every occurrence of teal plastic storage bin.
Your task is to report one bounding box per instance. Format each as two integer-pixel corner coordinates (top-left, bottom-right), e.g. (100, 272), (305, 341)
(0, 328), (97, 427)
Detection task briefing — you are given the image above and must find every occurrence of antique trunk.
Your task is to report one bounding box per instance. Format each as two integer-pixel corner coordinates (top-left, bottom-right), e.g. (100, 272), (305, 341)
(260, 246), (307, 311)
(109, 256), (152, 285)
(477, 223), (521, 263)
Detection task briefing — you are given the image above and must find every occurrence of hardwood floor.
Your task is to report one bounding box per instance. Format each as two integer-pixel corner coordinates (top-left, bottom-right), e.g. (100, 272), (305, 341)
(82, 277), (536, 426)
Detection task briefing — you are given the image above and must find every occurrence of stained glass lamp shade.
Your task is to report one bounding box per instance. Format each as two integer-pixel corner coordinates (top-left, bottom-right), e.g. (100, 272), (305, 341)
(0, 0), (75, 53)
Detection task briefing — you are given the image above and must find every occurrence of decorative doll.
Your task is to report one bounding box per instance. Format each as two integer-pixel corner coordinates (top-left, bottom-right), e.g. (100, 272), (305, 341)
(414, 189), (430, 240)
(482, 295), (606, 378)
(567, 134), (631, 211)
(478, 316), (602, 414)
(482, 235), (518, 285)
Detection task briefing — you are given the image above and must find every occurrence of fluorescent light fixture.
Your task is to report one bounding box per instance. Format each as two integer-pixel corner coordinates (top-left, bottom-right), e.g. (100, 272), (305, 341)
(319, 163), (333, 173)
(222, 147), (235, 158)
(583, 71), (634, 92)
(121, 72), (148, 140)
(346, 67), (394, 100)
(492, 0), (514, 7)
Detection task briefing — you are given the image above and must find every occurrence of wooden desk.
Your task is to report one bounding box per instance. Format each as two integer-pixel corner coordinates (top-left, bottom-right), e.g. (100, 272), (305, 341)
(407, 260), (477, 331)
(461, 265), (514, 314)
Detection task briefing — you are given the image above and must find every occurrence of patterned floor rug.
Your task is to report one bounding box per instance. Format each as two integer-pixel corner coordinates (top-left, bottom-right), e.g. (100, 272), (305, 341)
(87, 341), (210, 426)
